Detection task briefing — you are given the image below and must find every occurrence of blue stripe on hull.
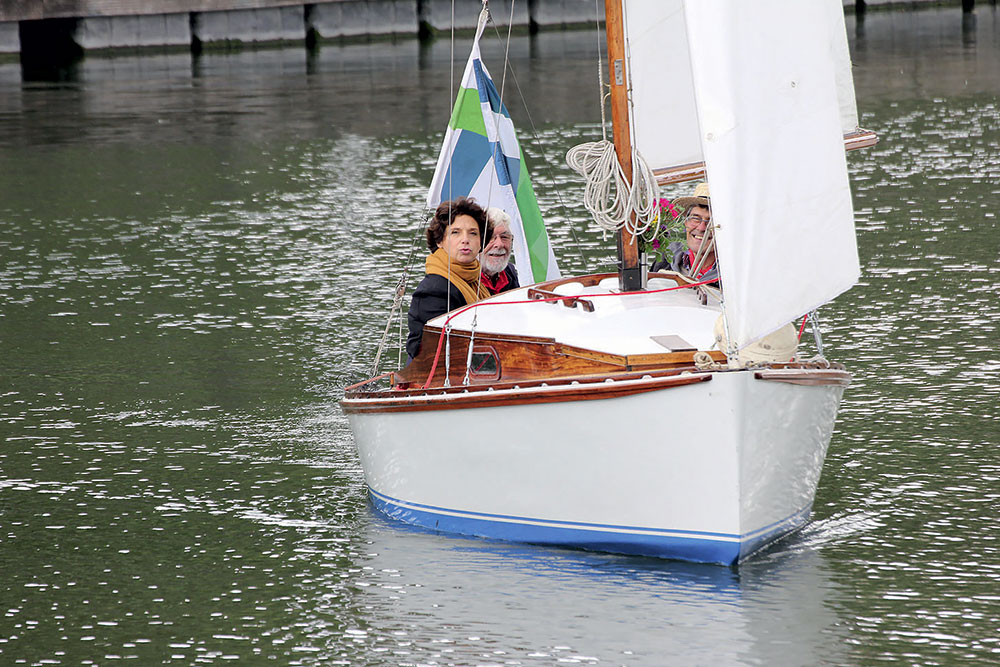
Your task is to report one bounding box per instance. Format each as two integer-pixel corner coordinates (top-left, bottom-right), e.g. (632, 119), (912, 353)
(368, 488), (812, 566)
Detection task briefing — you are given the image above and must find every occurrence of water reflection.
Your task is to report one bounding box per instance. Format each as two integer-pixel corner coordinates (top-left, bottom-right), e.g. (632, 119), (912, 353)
(294, 516), (846, 665)
(848, 7), (999, 98)
(2, 5), (1000, 666)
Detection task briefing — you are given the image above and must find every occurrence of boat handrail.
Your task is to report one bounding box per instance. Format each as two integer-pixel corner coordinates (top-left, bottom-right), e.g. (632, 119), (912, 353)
(526, 288), (595, 312)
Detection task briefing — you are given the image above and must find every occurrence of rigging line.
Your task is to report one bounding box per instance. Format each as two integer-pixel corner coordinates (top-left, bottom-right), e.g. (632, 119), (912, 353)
(618, 4), (660, 235)
(809, 309), (825, 357)
(690, 231), (716, 278)
(475, 2), (497, 304)
(461, 1), (510, 384)
(594, 0), (608, 142)
(487, 23), (590, 272)
(371, 267), (408, 375)
(371, 210), (429, 375)
(461, 319), (477, 386)
(444, 0), (457, 344)
(461, 2), (493, 347)
(498, 0), (513, 104)
(478, 0), (516, 227)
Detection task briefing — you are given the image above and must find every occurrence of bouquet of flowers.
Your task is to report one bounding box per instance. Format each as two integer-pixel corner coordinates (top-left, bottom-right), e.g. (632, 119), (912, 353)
(641, 198), (685, 267)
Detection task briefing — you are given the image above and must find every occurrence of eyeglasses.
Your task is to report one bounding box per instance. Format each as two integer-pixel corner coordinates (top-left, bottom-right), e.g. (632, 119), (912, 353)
(685, 215), (711, 227)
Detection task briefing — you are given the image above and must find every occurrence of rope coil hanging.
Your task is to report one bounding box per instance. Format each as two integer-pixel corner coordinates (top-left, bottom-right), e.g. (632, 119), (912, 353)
(566, 140), (661, 237)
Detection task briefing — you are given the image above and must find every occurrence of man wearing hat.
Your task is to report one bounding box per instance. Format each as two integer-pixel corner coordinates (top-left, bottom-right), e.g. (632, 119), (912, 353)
(651, 181), (718, 284)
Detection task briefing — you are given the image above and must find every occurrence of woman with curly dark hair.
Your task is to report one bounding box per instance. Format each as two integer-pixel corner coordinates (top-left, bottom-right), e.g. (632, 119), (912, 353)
(406, 197), (493, 361)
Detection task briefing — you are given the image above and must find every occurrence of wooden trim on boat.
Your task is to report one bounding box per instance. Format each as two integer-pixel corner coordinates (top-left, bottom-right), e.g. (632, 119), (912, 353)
(396, 327), (724, 389)
(344, 372), (396, 393)
(654, 129), (879, 186)
(342, 372), (713, 414)
(627, 349), (727, 367)
(425, 326), (556, 346)
(551, 343), (628, 366)
(604, 0), (643, 289)
(533, 272), (618, 291)
(844, 128), (879, 151)
(394, 328), (630, 387)
(345, 362), (850, 413)
(654, 161), (707, 186)
(753, 368), (851, 387)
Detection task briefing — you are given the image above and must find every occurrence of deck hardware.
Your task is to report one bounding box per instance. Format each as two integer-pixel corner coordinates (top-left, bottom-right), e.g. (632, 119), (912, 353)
(528, 288), (595, 312)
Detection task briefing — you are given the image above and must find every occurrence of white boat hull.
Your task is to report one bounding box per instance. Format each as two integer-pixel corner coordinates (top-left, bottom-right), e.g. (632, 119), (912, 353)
(343, 369), (845, 565)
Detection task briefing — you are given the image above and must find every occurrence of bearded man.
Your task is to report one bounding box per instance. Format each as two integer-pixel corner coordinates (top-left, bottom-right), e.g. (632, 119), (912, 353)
(479, 207), (520, 294)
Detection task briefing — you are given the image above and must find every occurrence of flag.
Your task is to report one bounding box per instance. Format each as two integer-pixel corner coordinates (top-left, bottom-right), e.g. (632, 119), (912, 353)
(426, 9), (560, 284)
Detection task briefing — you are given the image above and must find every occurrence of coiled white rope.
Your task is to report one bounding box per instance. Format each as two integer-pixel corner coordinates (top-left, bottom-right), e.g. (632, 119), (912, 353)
(565, 140), (661, 237)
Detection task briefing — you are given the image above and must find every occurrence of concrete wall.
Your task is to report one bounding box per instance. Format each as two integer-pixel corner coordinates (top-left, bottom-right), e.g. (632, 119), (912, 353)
(0, 20), (17, 53)
(420, 0), (529, 32)
(76, 13), (191, 50)
(308, 0), (418, 40)
(193, 5), (304, 45)
(531, 0), (596, 28)
(0, 0), (973, 23)
(0, 1), (313, 22)
(0, 1), (980, 56)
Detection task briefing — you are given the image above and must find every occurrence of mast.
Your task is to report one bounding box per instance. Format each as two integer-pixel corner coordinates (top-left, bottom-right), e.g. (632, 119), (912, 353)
(604, 0), (644, 292)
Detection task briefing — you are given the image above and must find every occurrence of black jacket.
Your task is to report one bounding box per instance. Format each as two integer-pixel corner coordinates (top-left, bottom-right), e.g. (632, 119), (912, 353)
(406, 274), (467, 360)
(500, 263), (520, 292)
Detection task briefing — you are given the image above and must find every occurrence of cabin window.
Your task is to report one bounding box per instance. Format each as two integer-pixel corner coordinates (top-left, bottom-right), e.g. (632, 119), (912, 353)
(469, 346), (500, 379)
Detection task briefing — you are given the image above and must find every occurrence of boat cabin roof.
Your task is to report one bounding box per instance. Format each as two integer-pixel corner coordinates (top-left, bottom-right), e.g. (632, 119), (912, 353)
(428, 276), (723, 356)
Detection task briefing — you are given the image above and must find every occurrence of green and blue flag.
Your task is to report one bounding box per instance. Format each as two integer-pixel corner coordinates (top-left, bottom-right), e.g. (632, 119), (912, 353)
(426, 10), (560, 283)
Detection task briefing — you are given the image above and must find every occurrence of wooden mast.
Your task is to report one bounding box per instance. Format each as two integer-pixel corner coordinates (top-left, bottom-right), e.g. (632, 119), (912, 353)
(604, 0), (644, 292)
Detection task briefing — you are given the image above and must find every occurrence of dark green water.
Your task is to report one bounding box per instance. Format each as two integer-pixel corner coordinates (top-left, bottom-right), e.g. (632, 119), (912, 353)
(2, 7), (998, 665)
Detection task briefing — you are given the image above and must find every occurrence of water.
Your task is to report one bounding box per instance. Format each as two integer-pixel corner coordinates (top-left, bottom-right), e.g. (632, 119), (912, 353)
(2, 7), (998, 665)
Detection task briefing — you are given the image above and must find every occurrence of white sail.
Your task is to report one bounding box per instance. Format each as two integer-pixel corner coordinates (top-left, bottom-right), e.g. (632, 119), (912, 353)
(622, 0), (702, 172)
(622, 0), (860, 349)
(623, 0), (860, 176)
(827, 0), (860, 133)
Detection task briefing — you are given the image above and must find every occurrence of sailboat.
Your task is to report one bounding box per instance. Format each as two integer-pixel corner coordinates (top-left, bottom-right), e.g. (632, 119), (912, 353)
(341, 0), (876, 565)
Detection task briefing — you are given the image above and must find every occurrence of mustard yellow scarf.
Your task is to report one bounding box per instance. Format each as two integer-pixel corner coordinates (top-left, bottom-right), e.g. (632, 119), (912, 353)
(425, 248), (492, 306)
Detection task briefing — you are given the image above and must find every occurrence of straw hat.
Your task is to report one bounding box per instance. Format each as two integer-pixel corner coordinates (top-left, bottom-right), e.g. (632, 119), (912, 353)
(672, 181), (710, 211)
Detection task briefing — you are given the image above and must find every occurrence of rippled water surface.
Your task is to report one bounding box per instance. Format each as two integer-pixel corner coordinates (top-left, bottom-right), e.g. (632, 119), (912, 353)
(2, 7), (999, 666)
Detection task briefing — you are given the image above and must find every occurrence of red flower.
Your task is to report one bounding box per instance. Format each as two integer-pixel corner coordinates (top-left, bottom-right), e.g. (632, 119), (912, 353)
(659, 198), (680, 219)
